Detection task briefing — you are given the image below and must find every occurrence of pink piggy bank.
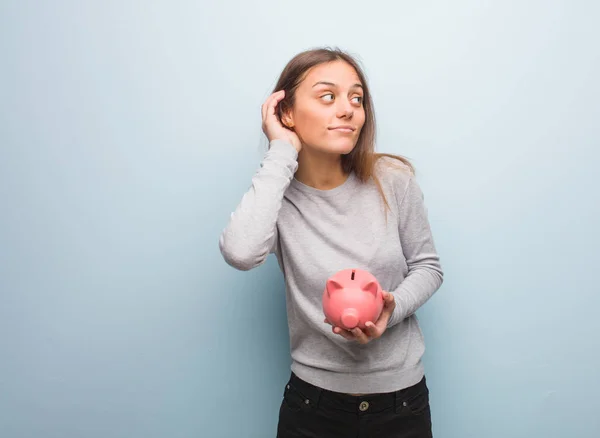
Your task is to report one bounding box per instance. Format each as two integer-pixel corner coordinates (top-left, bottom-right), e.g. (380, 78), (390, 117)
(322, 268), (384, 330)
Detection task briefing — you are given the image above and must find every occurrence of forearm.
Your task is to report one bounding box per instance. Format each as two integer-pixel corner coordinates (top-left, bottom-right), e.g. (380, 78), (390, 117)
(387, 255), (443, 327)
(219, 140), (298, 270)
(387, 176), (444, 327)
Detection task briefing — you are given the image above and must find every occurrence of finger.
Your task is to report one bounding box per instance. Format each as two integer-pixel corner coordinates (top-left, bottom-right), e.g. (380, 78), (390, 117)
(266, 90), (285, 122)
(262, 96), (274, 122)
(333, 326), (355, 341)
(364, 321), (380, 338)
(333, 326), (355, 340)
(351, 327), (370, 344)
(261, 97), (269, 122)
(377, 292), (393, 322)
(383, 291), (395, 308)
(261, 91), (283, 122)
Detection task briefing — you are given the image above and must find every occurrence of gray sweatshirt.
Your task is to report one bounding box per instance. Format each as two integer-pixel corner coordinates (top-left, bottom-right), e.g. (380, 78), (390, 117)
(219, 140), (444, 393)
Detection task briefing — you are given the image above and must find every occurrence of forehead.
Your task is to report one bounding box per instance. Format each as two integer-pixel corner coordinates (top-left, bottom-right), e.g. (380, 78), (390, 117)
(301, 60), (362, 88)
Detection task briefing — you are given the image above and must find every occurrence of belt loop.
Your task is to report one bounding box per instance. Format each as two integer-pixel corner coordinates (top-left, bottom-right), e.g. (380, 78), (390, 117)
(314, 386), (323, 408)
(394, 389), (403, 414)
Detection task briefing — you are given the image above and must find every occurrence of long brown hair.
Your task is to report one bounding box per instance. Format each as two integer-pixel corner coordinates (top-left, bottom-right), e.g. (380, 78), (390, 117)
(272, 47), (414, 211)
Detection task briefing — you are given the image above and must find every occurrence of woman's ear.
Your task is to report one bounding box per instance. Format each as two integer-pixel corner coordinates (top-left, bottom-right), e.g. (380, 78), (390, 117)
(281, 111), (294, 129)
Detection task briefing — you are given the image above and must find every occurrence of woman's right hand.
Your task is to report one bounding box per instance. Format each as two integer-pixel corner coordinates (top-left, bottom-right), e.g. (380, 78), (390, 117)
(261, 90), (301, 152)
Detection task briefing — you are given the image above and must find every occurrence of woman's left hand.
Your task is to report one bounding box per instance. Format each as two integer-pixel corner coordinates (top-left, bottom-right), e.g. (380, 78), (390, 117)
(325, 291), (396, 344)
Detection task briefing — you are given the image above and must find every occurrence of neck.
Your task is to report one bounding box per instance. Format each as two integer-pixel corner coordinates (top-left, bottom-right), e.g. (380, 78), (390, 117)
(295, 148), (348, 190)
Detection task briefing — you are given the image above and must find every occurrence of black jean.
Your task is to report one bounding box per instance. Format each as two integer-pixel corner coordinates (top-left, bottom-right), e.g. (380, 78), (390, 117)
(276, 372), (433, 438)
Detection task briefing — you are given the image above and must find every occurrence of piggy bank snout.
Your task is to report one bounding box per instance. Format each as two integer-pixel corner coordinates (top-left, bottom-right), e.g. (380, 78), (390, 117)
(341, 308), (359, 329)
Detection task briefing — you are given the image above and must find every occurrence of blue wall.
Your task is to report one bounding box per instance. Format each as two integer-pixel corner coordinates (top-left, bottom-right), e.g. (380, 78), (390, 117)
(1, 1), (598, 437)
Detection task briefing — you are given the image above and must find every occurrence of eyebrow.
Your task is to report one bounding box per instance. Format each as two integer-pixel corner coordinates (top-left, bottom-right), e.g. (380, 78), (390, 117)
(312, 81), (363, 90)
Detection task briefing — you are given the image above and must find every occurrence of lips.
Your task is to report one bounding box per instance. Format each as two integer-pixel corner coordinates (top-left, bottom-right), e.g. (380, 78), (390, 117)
(328, 125), (356, 132)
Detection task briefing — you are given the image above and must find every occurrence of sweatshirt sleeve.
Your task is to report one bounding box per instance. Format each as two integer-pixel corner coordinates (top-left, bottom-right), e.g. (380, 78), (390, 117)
(218, 140), (298, 271)
(387, 176), (444, 328)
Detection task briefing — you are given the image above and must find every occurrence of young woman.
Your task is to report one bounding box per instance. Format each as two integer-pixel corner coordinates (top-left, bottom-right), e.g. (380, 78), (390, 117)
(219, 47), (444, 438)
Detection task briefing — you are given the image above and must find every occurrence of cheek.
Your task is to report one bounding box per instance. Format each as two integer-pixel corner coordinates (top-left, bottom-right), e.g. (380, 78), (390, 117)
(294, 105), (330, 134)
(356, 108), (366, 127)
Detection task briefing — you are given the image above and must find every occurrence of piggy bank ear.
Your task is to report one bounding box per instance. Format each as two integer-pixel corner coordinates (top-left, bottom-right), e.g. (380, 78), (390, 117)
(364, 280), (379, 297)
(326, 279), (344, 296)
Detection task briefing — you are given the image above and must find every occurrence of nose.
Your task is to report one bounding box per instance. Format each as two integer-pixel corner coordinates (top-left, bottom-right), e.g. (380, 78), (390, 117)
(336, 99), (354, 119)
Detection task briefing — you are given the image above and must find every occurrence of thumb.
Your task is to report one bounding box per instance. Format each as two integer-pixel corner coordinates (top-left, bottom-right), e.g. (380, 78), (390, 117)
(382, 291), (396, 309)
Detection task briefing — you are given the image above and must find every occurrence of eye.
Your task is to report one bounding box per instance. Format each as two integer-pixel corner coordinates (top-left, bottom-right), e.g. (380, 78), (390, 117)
(320, 93), (334, 102)
(352, 96), (363, 104)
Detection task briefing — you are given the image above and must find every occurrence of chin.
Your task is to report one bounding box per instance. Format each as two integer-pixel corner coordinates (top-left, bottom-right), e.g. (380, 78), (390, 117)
(330, 141), (357, 155)
(309, 139), (358, 155)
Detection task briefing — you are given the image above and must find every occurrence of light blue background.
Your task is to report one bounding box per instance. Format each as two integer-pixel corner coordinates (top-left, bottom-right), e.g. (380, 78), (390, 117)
(1, 1), (598, 437)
